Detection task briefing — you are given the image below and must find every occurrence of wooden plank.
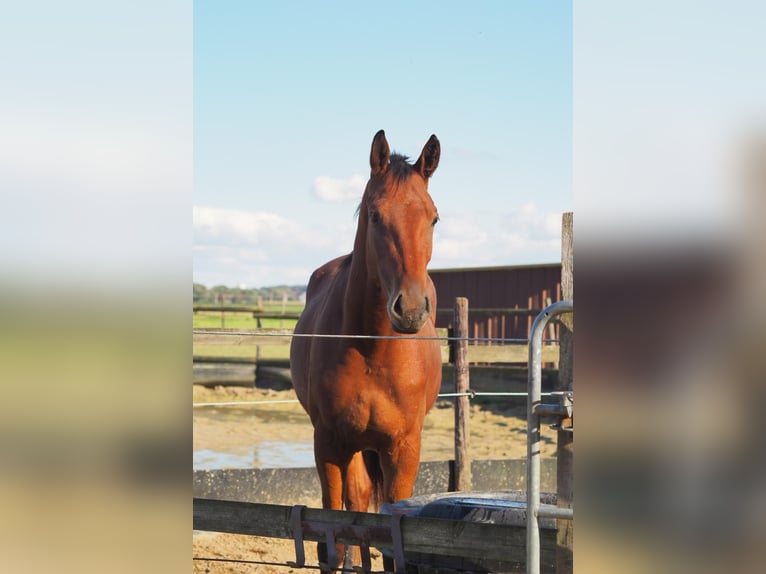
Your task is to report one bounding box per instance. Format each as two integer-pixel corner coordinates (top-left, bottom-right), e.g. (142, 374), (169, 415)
(192, 462), (560, 505)
(193, 331), (292, 346)
(453, 297), (471, 491)
(557, 211), (574, 574)
(193, 498), (556, 565)
(467, 345), (559, 364)
(251, 312), (301, 319)
(193, 331), (560, 364)
(194, 305), (263, 313)
(436, 308), (546, 317)
(193, 356), (290, 365)
(193, 338), (558, 364)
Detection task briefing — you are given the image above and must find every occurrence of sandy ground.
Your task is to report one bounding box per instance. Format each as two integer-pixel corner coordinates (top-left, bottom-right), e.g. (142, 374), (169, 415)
(193, 385), (558, 573)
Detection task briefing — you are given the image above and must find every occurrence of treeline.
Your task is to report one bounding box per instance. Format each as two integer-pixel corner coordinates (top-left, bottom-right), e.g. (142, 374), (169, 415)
(193, 283), (305, 305)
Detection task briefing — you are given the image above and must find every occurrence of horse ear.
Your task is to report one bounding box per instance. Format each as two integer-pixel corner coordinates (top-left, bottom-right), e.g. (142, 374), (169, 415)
(370, 130), (390, 175)
(415, 134), (440, 179)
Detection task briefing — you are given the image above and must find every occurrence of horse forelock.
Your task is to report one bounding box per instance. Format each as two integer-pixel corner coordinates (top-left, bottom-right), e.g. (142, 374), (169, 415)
(355, 153), (427, 217)
(388, 153), (413, 181)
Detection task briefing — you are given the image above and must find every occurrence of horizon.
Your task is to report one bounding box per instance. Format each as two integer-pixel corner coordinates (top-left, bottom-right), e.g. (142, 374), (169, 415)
(193, 259), (565, 291)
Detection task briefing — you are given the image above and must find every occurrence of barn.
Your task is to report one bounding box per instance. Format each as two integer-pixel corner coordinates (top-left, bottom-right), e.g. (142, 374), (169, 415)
(429, 263), (563, 340)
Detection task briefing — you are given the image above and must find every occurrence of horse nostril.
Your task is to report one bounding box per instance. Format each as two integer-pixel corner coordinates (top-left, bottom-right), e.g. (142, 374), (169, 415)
(392, 293), (404, 318)
(424, 296), (431, 314)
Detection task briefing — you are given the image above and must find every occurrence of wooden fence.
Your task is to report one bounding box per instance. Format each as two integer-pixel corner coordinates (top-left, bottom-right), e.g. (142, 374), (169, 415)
(192, 332), (560, 389)
(193, 497), (557, 573)
(192, 327), (560, 364)
(194, 305), (557, 341)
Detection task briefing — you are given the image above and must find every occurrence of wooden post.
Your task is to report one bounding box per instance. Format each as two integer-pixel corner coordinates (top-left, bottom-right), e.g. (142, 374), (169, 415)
(453, 297), (471, 491)
(557, 212), (574, 574)
(254, 344), (261, 388)
(487, 317), (493, 346)
(545, 295), (556, 344)
(527, 296), (534, 338)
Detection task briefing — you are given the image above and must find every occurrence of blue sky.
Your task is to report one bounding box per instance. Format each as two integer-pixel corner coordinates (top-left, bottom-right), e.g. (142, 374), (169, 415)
(193, 1), (573, 288)
(3, 2), (760, 293)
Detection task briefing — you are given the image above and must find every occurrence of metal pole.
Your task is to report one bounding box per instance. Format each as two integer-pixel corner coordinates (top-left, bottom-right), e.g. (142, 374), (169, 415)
(527, 300), (573, 574)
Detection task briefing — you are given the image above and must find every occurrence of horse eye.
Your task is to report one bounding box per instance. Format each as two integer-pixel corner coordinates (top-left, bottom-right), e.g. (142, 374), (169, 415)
(369, 210), (380, 224)
(432, 215), (440, 226)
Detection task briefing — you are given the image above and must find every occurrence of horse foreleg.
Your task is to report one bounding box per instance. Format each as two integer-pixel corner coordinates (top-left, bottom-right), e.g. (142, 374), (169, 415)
(380, 433), (422, 503)
(314, 432), (346, 571)
(338, 451), (374, 570)
(344, 451), (372, 512)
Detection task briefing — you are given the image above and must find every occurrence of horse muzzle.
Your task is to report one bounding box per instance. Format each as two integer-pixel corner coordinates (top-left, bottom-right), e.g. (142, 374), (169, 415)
(387, 290), (431, 334)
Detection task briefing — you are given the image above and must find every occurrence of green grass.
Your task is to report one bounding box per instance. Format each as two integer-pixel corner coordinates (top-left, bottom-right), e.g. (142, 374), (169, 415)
(192, 304), (303, 330)
(193, 344), (291, 360)
(193, 303), (302, 356)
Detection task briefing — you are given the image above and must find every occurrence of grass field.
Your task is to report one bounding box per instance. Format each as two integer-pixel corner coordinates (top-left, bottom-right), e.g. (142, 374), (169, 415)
(193, 303), (303, 359)
(193, 343), (291, 361)
(192, 302), (304, 330)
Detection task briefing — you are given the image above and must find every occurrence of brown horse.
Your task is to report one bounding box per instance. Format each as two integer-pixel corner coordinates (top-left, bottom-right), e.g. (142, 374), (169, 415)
(290, 130), (443, 569)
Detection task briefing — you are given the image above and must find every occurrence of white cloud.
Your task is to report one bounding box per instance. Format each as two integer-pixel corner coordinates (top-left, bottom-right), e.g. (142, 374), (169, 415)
(193, 244), (316, 287)
(193, 203), (566, 287)
(312, 174), (366, 202)
(496, 203), (563, 260)
(506, 202), (563, 239)
(193, 206), (318, 247)
(431, 202), (563, 268)
(433, 218), (491, 262)
(193, 206), (359, 287)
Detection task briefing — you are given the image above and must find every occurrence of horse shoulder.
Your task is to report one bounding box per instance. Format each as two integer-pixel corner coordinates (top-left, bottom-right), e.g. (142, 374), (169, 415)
(304, 255), (349, 302)
(297, 254), (350, 329)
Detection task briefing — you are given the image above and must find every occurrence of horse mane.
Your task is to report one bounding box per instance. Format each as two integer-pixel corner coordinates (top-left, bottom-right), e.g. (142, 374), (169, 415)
(354, 153), (414, 218)
(388, 153), (413, 181)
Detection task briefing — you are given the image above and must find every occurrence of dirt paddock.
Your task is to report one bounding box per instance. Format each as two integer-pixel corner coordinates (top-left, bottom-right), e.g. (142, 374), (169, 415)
(193, 385), (557, 572)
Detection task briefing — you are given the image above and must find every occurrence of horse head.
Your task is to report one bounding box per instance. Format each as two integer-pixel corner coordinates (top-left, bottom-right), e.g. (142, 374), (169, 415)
(360, 130), (440, 334)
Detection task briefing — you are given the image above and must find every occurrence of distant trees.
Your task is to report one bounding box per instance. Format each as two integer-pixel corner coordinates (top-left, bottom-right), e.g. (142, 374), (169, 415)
(192, 283), (305, 305)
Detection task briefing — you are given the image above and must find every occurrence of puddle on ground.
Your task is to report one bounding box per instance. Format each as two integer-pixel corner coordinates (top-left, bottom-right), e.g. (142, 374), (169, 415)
(193, 405), (315, 470)
(193, 442), (315, 470)
(192, 388), (550, 470)
(194, 449), (254, 470)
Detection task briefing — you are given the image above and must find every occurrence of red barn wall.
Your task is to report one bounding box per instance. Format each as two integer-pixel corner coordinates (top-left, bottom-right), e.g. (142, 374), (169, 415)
(429, 263), (562, 340)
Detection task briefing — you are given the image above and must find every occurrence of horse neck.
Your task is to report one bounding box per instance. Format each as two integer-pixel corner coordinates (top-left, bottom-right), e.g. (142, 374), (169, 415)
(342, 224), (391, 336)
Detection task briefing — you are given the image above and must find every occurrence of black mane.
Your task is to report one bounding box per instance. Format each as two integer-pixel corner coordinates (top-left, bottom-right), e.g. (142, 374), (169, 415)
(388, 153), (413, 182)
(355, 152), (417, 218)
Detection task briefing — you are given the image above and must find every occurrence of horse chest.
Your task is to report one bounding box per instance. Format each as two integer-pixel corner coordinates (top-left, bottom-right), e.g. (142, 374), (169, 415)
(319, 360), (429, 435)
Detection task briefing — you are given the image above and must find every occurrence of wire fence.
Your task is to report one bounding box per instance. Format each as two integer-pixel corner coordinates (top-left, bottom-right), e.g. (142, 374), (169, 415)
(193, 327), (563, 408)
(192, 328), (559, 345)
(192, 390), (568, 409)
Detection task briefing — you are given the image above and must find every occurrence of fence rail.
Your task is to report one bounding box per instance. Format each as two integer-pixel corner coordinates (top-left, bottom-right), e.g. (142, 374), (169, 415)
(192, 331), (560, 364)
(193, 305), (560, 336)
(193, 304), (264, 313)
(194, 305), (553, 317)
(193, 498), (557, 571)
